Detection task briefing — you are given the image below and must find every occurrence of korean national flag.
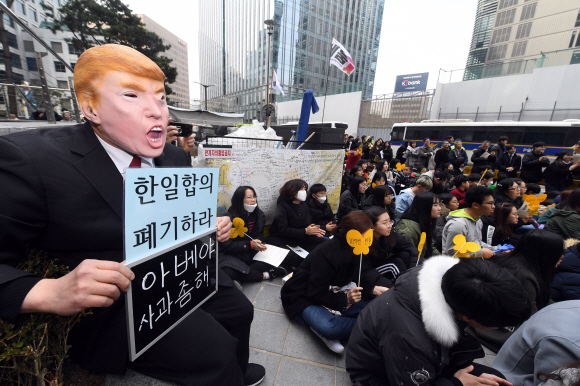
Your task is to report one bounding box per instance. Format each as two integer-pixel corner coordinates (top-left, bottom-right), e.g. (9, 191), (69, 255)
(272, 70), (285, 97)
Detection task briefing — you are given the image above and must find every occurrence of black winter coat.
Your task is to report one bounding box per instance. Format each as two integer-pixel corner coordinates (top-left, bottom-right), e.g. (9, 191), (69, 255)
(479, 215), (521, 247)
(543, 160), (578, 188)
(395, 145), (406, 162)
(520, 151), (550, 183)
(496, 153), (521, 178)
(362, 195), (396, 222)
(346, 259), (488, 386)
(269, 196), (313, 245)
(434, 148), (450, 170)
(280, 236), (388, 320)
(219, 208), (266, 273)
(338, 189), (363, 224)
(367, 232), (419, 283)
(551, 243), (580, 301)
(448, 148), (468, 169)
(470, 146), (497, 174)
(306, 197), (335, 235)
(383, 145), (393, 161)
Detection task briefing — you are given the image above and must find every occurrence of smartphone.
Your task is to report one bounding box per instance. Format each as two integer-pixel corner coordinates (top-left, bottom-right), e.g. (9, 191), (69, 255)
(172, 122), (193, 137)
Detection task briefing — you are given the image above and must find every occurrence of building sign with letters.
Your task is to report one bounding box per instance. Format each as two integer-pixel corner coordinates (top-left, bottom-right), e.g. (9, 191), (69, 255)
(124, 167), (219, 361)
(394, 72), (429, 93)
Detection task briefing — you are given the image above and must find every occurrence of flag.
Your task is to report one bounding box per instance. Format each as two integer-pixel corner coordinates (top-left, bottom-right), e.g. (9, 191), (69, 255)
(272, 70), (285, 97)
(329, 38), (355, 76)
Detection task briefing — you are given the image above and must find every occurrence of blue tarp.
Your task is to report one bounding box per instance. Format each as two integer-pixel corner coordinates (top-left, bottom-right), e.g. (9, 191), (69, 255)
(296, 89), (319, 148)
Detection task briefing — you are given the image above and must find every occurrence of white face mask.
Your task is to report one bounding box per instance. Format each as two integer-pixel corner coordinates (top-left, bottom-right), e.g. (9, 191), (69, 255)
(317, 196), (327, 204)
(244, 203), (257, 213)
(486, 181), (493, 187)
(296, 190), (307, 202)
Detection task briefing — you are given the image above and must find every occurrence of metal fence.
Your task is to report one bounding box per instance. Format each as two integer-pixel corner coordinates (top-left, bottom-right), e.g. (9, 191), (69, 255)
(202, 136), (344, 151)
(437, 101), (580, 122)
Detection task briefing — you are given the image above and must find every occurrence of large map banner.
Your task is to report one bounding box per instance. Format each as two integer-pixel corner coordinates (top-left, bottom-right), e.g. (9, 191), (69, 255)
(205, 148), (344, 224)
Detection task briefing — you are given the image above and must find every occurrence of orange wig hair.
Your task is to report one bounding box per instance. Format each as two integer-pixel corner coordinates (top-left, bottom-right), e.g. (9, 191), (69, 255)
(74, 44), (165, 109)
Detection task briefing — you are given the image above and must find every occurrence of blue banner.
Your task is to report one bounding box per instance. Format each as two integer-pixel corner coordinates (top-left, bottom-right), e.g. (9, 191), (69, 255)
(394, 72), (429, 93)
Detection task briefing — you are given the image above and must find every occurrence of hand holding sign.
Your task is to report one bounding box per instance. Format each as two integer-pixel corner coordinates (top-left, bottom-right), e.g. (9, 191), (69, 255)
(452, 234), (481, 258)
(230, 217), (248, 239)
(347, 229), (373, 287)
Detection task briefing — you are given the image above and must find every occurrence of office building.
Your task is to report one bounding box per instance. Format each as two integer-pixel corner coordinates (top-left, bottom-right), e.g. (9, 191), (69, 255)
(199, 0), (385, 121)
(139, 14), (190, 109)
(465, 0), (580, 80)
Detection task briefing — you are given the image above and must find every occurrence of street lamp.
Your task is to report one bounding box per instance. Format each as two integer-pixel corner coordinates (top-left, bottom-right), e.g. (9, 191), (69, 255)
(264, 19), (277, 122)
(193, 80), (215, 111)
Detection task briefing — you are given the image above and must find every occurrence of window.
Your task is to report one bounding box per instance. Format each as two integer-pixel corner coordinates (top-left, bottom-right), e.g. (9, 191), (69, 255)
(26, 57), (37, 71)
(487, 45), (508, 61)
(29, 7), (36, 22)
(571, 50), (580, 65)
(515, 22), (532, 39)
(520, 3), (537, 21)
(57, 80), (68, 89)
(3, 13), (14, 28)
(507, 60), (523, 74)
(11, 53), (21, 69)
(498, 0), (518, 10)
(16, 1), (25, 14)
(67, 43), (83, 55)
(512, 41), (527, 57)
(24, 40), (34, 52)
(54, 61), (66, 72)
(577, 33), (580, 47)
(495, 9), (516, 27)
(491, 27), (512, 44)
(571, 31), (578, 48)
(575, 10), (580, 27)
(51, 42), (63, 53)
(6, 31), (18, 48)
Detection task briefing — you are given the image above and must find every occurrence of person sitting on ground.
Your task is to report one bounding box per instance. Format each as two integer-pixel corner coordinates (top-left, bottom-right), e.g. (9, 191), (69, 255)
(471, 140), (497, 174)
(373, 159), (394, 184)
(342, 164), (363, 191)
(395, 192), (440, 260)
(417, 166), (428, 175)
(395, 176), (433, 223)
(521, 142), (551, 184)
(449, 174), (469, 208)
(493, 300), (580, 386)
(497, 145), (521, 180)
(366, 171), (387, 198)
(435, 140), (451, 170)
(220, 186), (288, 283)
(269, 179), (327, 256)
(544, 151), (580, 192)
(280, 211), (389, 354)
(448, 139), (468, 175)
(394, 165), (416, 194)
(551, 239), (580, 302)
(338, 176), (367, 224)
(435, 193), (459, 252)
(346, 257), (532, 386)
(430, 170), (450, 195)
(442, 186), (498, 258)
(481, 170), (495, 187)
(468, 173), (481, 188)
(480, 202), (522, 247)
(539, 190), (571, 224)
(357, 159), (370, 178)
(363, 184), (396, 220)
(545, 188), (580, 240)
(494, 178), (525, 210)
(364, 207), (419, 284)
(307, 183), (338, 238)
(469, 229), (563, 353)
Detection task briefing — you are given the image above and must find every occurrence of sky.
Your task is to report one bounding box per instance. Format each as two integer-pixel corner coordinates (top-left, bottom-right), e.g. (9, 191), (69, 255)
(124, 0), (477, 100)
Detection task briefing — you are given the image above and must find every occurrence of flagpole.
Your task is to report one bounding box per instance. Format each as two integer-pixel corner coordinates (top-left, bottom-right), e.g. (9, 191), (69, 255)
(267, 67), (274, 128)
(321, 36), (332, 125)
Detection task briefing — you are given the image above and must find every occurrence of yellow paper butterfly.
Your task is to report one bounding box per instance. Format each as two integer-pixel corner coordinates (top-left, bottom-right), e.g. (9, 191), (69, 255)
(396, 162), (405, 171)
(452, 234), (481, 258)
(367, 179), (371, 185)
(372, 183), (377, 188)
(230, 217), (248, 239)
(522, 194), (547, 207)
(346, 229), (374, 255)
(417, 232), (427, 258)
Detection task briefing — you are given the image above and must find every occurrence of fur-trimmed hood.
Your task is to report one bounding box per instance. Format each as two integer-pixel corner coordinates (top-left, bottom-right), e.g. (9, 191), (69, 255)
(418, 256), (461, 346)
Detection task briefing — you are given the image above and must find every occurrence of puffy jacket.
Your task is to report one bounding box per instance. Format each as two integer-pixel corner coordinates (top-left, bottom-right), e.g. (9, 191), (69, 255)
(470, 146), (497, 174)
(367, 231), (419, 274)
(543, 160), (578, 188)
(395, 219), (439, 257)
(538, 204), (556, 224)
(545, 209), (580, 240)
(479, 215), (521, 247)
(306, 196), (335, 231)
(551, 240), (580, 301)
(520, 151), (550, 183)
(448, 147), (468, 168)
(269, 196), (312, 245)
(346, 257), (489, 386)
(382, 145), (393, 161)
(435, 148), (450, 170)
(442, 209), (497, 257)
(338, 189), (363, 224)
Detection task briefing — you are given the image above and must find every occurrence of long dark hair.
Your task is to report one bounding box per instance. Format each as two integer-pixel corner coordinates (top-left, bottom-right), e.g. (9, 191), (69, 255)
(350, 165), (363, 177)
(364, 207), (396, 249)
(229, 186), (258, 218)
(401, 192), (438, 257)
(279, 179), (308, 201)
(339, 211), (373, 237)
(493, 202), (515, 240)
(348, 176), (367, 198)
(555, 190), (574, 209)
(563, 188), (580, 212)
(495, 178), (518, 197)
(376, 159), (388, 172)
(494, 229), (564, 309)
(372, 171), (387, 185)
(371, 185), (389, 208)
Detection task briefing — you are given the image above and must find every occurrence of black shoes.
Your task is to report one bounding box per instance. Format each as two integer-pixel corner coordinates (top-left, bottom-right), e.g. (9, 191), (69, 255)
(267, 266), (288, 280)
(244, 363), (266, 386)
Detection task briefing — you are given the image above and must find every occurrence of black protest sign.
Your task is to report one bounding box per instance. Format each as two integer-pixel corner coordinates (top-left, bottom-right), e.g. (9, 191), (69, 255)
(125, 228), (218, 361)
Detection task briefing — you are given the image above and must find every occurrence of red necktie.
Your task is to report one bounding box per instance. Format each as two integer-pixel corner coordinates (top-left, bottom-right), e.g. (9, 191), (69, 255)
(129, 156), (141, 168)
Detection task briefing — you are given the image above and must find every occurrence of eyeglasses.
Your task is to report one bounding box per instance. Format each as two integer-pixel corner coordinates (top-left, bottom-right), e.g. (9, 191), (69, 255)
(507, 187), (520, 191)
(385, 221), (395, 228)
(483, 201), (496, 206)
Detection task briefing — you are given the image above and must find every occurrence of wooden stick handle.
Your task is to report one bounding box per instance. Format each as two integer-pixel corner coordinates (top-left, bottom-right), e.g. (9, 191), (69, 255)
(296, 132), (316, 150)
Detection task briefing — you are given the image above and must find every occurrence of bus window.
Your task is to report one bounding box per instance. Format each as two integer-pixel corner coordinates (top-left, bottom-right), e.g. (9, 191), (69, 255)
(429, 131), (440, 140)
(451, 131), (461, 141)
(473, 131), (488, 142)
(523, 132), (544, 144)
(461, 131), (474, 142)
(391, 127), (405, 141)
(409, 130), (422, 140)
(544, 133), (565, 146)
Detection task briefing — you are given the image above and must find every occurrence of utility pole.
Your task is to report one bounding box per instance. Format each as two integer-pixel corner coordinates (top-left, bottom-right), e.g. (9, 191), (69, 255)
(193, 81), (215, 111)
(264, 19), (276, 125)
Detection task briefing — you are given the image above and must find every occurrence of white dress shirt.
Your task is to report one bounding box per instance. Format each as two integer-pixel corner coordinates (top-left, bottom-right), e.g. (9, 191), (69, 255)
(95, 133), (154, 178)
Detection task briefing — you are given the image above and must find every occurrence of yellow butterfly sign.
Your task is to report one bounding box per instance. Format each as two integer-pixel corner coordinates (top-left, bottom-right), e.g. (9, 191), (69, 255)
(523, 194), (547, 206)
(396, 162), (405, 171)
(452, 234), (481, 258)
(230, 217), (248, 239)
(417, 232), (427, 258)
(346, 229), (374, 255)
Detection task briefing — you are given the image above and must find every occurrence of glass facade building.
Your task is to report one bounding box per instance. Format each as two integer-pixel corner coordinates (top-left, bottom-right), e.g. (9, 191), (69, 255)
(199, 0), (384, 121)
(464, 0), (499, 80)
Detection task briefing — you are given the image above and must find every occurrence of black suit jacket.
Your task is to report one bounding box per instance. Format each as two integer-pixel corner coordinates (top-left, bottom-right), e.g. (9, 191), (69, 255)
(0, 121), (230, 373)
(497, 152), (522, 178)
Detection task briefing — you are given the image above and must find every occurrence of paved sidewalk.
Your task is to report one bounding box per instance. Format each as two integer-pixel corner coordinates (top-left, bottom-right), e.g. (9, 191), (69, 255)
(106, 277), (497, 386)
